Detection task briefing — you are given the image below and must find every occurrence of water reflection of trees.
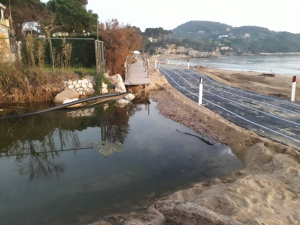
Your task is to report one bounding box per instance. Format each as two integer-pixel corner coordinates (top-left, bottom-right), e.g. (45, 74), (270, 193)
(0, 102), (143, 180)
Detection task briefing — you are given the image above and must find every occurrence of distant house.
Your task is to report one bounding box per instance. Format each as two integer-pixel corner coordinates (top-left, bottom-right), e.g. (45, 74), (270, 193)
(218, 35), (228, 39)
(197, 30), (205, 34)
(220, 46), (231, 50)
(244, 33), (251, 38)
(148, 37), (157, 43)
(0, 3), (11, 55)
(38, 34), (47, 38)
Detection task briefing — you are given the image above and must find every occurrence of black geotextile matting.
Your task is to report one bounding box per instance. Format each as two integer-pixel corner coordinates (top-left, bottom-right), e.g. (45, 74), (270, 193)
(159, 66), (300, 151)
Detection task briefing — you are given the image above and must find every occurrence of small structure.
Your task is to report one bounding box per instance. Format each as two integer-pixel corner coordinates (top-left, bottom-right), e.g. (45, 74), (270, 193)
(244, 33), (251, 38)
(0, 3), (11, 55)
(134, 50), (140, 58)
(148, 37), (158, 43)
(53, 32), (69, 37)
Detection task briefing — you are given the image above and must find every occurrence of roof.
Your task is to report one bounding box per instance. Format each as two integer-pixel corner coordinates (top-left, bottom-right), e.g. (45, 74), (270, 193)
(0, 3), (7, 10)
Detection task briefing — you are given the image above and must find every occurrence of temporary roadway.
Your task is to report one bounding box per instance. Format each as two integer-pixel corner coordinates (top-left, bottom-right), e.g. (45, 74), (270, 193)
(159, 65), (300, 151)
(124, 59), (150, 86)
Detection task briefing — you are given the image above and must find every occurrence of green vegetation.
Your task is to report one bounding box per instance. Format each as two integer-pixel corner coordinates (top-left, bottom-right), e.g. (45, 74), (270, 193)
(144, 27), (173, 41)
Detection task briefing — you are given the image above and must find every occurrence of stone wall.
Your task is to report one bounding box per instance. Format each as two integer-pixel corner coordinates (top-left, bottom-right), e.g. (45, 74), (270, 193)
(63, 77), (95, 97)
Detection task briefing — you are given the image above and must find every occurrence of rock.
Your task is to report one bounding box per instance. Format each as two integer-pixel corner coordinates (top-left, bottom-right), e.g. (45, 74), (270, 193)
(82, 79), (89, 84)
(68, 85), (74, 89)
(63, 98), (79, 104)
(103, 104), (109, 111)
(125, 94), (135, 101)
(102, 82), (108, 88)
(101, 88), (108, 94)
(115, 99), (130, 108)
(88, 83), (93, 89)
(54, 88), (79, 103)
(67, 80), (73, 85)
(85, 75), (95, 85)
(115, 82), (127, 93)
(105, 74), (123, 86)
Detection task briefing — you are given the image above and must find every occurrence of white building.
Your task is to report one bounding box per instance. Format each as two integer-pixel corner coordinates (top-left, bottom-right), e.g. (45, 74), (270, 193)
(244, 33), (251, 38)
(148, 37), (157, 43)
(218, 35), (229, 39)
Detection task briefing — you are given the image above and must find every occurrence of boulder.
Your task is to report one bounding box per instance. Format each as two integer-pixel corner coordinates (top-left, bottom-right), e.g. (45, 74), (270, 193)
(102, 82), (108, 88)
(115, 82), (127, 93)
(54, 88), (79, 103)
(84, 75), (95, 85)
(125, 94), (135, 101)
(105, 74), (123, 86)
(82, 79), (89, 84)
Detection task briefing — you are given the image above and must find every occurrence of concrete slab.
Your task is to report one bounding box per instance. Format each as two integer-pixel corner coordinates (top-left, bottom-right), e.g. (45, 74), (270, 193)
(125, 59), (150, 86)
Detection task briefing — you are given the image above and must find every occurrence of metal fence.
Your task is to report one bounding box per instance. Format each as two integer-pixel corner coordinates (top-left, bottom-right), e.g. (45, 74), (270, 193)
(0, 36), (106, 73)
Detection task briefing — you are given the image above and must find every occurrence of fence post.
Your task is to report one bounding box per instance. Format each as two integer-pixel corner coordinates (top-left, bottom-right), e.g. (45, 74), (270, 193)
(199, 78), (203, 105)
(188, 60), (190, 69)
(48, 38), (54, 71)
(95, 40), (98, 75)
(291, 76), (297, 101)
(155, 60), (157, 68)
(168, 59), (169, 64)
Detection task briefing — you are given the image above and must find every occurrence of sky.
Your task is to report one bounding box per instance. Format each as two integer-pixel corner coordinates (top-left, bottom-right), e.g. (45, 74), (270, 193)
(41, 0), (300, 33)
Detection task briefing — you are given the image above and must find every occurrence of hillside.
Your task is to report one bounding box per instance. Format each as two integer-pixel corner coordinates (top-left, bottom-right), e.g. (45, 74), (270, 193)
(171, 21), (300, 54)
(173, 21), (231, 39)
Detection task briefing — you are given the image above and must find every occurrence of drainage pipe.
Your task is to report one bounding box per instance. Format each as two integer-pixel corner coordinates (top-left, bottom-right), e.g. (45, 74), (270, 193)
(0, 93), (123, 120)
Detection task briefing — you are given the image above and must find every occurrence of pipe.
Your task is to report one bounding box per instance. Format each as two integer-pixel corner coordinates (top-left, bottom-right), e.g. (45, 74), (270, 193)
(0, 93), (122, 120)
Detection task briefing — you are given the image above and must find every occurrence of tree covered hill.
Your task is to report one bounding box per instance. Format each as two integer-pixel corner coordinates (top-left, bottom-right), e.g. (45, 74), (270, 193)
(173, 21), (232, 39)
(171, 21), (300, 54)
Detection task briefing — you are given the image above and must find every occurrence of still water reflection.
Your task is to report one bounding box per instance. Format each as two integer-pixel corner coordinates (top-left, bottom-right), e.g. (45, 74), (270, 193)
(0, 99), (243, 225)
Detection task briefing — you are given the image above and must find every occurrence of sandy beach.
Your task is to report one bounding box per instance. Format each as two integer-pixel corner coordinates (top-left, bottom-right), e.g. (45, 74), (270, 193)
(192, 66), (300, 102)
(90, 65), (300, 225)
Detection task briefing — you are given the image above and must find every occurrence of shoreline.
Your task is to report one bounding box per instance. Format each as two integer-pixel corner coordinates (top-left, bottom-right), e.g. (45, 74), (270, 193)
(89, 66), (300, 225)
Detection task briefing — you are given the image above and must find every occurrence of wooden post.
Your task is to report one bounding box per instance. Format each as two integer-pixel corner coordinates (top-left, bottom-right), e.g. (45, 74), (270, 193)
(49, 38), (54, 71)
(102, 42), (105, 72)
(97, 21), (99, 40)
(95, 40), (98, 75)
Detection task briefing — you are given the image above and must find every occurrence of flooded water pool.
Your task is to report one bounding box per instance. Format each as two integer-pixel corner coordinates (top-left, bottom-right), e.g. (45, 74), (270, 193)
(0, 98), (243, 225)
